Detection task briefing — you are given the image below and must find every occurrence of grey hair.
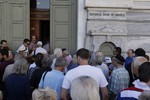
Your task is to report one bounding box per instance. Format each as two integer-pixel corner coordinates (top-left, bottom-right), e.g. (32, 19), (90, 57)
(54, 48), (62, 58)
(55, 58), (67, 67)
(95, 51), (104, 65)
(32, 87), (57, 100)
(13, 58), (28, 74)
(14, 53), (24, 61)
(42, 54), (53, 68)
(71, 76), (100, 100)
(72, 55), (77, 64)
(139, 91), (150, 100)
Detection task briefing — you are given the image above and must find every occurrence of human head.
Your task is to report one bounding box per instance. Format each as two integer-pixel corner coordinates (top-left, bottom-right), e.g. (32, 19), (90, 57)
(71, 76), (100, 100)
(113, 47), (122, 55)
(95, 51), (104, 65)
(54, 48), (62, 58)
(13, 58), (28, 74)
(23, 38), (30, 47)
(62, 48), (69, 58)
(0, 48), (9, 61)
(37, 41), (43, 47)
(139, 90), (150, 100)
(127, 49), (134, 58)
(35, 53), (44, 67)
(55, 57), (67, 71)
(104, 57), (112, 65)
(112, 55), (125, 67)
(42, 55), (53, 68)
(134, 48), (146, 57)
(138, 62), (150, 84)
(131, 56), (148, 77)
(72, 55), (77, 64)
(32, 87), (57, 100)
(76, 48), (90, 64)
(0, 40), (7, 48)
(14, 53), (24, 61)
(31, 35), (36, 43)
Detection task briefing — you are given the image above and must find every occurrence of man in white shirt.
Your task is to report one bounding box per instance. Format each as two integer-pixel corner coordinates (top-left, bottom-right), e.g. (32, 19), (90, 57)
(61, 48), (109, 100)
(32, 41), (47, 55)
(16, 39), (30, 57)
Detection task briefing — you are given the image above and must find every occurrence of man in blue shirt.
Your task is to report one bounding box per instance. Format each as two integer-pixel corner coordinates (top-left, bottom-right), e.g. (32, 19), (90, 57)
(125, 49), (134, 68)
(39, 57), (67, 100)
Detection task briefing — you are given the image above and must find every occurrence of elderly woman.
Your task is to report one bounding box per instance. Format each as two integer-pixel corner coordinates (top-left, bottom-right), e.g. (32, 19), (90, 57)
(51, 48), (62, 69)
(5, 58), (31, 100)
(71, 76), (100, 100)
(32, 87), (57, 100)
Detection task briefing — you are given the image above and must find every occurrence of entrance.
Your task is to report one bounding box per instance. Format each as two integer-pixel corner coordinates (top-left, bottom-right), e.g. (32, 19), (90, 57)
(30, 0), (50, 45)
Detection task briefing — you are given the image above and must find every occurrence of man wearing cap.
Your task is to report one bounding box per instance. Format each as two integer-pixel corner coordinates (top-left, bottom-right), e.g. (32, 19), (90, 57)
(32, 41), (47, 55)
(109, 55), (129, 100)
(16, 39), (30, 57)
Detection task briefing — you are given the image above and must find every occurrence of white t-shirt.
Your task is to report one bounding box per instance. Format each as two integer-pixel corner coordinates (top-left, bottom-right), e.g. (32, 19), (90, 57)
(62, 65), (108, 89)
(32, 47), (47, 55)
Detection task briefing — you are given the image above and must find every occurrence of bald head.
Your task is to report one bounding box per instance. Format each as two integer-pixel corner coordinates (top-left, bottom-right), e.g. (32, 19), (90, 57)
(131, 56), (148, 76)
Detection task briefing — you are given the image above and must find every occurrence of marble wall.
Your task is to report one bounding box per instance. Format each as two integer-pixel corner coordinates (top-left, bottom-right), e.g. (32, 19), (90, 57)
(84, 0), (150, 56)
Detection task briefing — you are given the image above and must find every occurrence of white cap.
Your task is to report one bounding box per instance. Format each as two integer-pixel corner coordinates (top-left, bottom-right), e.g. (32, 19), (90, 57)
(37, 41), (42, 46)
(104, 57), (112, 63)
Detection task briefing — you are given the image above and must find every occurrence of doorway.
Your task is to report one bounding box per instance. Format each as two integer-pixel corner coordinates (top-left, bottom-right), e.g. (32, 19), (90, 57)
(30, 0), (50, 45)
(40, 20), (50, 44)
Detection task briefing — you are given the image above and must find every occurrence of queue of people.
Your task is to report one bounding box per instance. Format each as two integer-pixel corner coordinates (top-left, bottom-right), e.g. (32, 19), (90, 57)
(0, 37), (150, 100)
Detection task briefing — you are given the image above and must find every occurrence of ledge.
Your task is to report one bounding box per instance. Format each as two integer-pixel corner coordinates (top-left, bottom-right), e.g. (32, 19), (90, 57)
(88, 32), (127, 36)
(85, 0), (133, 9)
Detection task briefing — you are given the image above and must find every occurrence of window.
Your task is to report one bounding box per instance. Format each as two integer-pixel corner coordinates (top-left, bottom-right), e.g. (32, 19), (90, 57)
(30, 0), (50, 9)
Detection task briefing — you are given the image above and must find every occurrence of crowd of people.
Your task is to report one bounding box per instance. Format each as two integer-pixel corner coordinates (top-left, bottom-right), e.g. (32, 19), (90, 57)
(0, 36), (150, 100)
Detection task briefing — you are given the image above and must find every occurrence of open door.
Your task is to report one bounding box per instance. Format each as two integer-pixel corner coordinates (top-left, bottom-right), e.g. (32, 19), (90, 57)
(30, 0), (50, 44)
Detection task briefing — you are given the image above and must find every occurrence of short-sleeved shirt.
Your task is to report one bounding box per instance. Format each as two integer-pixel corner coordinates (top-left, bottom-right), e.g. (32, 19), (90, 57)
(62, 65), (108, 89)
(32, 47), (47, 55)
(109, 67), (129, 94)
(96, 63), (109, 80)
(39, 70), (64, 100)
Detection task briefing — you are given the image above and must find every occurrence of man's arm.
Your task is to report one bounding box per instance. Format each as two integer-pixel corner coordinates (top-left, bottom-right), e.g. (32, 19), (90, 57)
(101, 87), (109, 100)
(61, 88), (68, 100)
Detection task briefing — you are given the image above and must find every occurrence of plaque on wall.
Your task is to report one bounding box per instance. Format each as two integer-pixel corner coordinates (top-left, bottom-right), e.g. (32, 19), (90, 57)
(88, 10), (126, 20)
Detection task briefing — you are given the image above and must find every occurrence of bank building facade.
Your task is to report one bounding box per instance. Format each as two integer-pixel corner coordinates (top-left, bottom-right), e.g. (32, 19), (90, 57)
(0, 0), (150, 56)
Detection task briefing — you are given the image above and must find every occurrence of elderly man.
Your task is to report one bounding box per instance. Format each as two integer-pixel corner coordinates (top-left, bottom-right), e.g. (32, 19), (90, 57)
(125, 49), (134, 68)
(95, 51), (109, 80)
(117, 62), (150, 100)
(29, 35), (37, 54)
(131, 56), (147, 77)
(109, 55), (129, 100)
(61, 48), (108, 100)
(39, 57), (67, 100)
(31, 41), (47, 55)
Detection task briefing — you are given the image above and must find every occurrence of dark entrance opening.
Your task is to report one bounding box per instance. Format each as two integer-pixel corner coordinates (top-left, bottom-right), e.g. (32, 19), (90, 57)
(40, 20), (50, 45)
